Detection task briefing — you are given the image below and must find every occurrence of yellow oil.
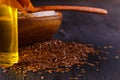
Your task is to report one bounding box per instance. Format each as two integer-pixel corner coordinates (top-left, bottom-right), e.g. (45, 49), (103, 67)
(0, 4), (18, 68)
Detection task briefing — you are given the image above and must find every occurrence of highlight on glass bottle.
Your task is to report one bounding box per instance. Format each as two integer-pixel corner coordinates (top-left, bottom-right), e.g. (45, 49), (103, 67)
(0, 2), (18, 68)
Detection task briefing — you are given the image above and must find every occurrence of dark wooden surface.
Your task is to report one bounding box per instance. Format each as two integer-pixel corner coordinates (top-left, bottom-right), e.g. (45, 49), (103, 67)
(1, 0), (120, 80)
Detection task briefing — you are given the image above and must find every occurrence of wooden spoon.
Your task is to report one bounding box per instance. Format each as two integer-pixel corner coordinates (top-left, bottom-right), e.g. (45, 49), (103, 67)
(35, 5), (108, 14)
(1, 0), (108, 15)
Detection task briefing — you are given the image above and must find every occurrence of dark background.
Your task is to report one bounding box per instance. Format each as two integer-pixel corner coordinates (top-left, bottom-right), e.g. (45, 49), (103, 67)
(30, 0), (120, 80)
(31, 0), (120, 47)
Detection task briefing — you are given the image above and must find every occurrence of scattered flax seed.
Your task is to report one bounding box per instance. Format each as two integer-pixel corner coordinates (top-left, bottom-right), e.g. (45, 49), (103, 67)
(69, 78), (74, 80)
(94, 62), (99, 65)
(81, 69), (86, 73)
(9, 40), (98, 73)
(108, 45), (113, 48)
(41, 76), (44, 79)
(74, 77), (79, 80)
(115, 56), (119, 59)
(78, 74), (83, 77)
(32, 69), (37, 72)
(96, 68), (99, 71)
(2, 69), (7, 73)
(87, 63), (95, 67)
(102, 57), (108, 60)
(69, 77), (78, 80)
(103, 46), (108, 49)
(46, 70), (52, 74)
(77, 67), (80, 69)
(56, 68), (65, 73)
(38, 72), (42, 74)
(65, 68), (70, 72)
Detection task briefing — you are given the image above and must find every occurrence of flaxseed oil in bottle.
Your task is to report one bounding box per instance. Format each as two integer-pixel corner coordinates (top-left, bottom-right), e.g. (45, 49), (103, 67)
(0, 4), (18, 68)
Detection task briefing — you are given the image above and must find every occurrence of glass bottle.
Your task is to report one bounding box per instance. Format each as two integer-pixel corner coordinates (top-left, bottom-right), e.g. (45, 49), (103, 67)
(0, 1), (18, 68)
